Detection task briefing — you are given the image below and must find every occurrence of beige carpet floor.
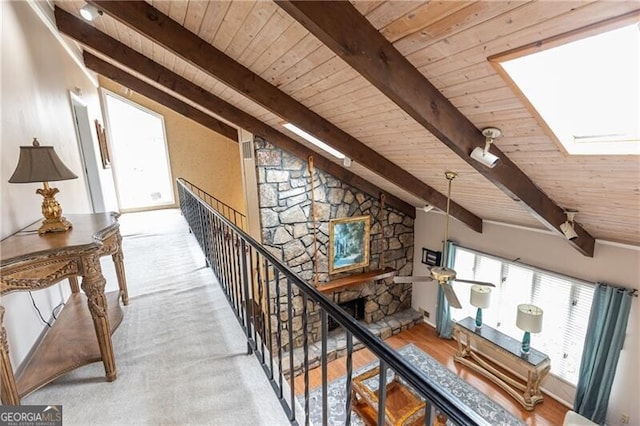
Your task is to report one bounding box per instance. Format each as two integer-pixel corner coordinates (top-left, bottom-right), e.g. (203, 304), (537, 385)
(24, 209), (290, 426)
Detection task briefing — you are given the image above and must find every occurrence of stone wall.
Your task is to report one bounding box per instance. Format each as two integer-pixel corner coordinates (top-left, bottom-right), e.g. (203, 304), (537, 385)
(255, 137), (414, 349)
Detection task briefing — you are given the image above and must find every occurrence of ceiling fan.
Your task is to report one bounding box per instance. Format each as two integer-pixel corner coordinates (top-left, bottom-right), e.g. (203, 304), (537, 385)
(394, 171), (495, 309)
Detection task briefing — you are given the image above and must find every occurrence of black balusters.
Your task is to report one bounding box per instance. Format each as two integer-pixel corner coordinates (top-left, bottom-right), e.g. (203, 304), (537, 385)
(377, 360), (387, 426)
(302, 292), (309, 426)
(321, 310), (328, 426)
(287, 278), (295, 422)
(240, 239), (253, 355)
(345, 331), (353, 425)
(177, 177), (485, 426)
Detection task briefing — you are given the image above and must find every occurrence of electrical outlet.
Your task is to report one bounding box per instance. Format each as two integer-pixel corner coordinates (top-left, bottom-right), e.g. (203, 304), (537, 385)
(417, 307), (430, 320)
(620, 413), (630, 424)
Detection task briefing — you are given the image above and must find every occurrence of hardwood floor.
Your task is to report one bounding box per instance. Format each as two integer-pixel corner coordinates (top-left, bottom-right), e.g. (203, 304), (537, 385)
(293, 323), (568, 425)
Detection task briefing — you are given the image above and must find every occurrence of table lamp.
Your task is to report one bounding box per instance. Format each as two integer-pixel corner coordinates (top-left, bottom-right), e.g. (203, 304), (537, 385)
(8, 138), (78, 234)
(516, 304), (543, 354)
(470, 285), (491, 328)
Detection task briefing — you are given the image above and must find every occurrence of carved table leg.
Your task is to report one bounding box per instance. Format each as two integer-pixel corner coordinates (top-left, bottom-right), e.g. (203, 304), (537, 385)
(0, 306), (20, 405)
(454, 328), (471, 358)
(454, 328), (463, 357)
(112, 233), (129, 305)
(68, 276), (80, 293)
(81, 255), (117, 382)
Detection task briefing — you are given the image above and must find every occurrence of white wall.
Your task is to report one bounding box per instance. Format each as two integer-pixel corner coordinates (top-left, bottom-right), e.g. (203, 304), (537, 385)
(1, 1), (110, 368)
(412, 210), (639, 425)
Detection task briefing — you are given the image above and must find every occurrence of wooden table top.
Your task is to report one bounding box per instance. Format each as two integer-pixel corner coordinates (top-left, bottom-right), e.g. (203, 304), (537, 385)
(456, 316), (548, 366)
(1, 212), (120, 266)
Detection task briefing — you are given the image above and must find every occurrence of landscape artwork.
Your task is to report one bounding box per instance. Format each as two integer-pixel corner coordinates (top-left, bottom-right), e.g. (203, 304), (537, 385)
(328, 215), (370, 274)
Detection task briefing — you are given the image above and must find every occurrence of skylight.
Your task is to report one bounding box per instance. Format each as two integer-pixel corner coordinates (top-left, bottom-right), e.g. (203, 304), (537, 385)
(499, 22), (639, 155)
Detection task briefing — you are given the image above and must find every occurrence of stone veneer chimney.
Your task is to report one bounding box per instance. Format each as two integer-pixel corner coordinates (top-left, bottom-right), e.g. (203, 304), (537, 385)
(254, 137), (414, 350)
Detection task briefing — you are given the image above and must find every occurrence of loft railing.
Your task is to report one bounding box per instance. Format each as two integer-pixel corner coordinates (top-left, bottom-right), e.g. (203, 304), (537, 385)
(177, 178), (485, 426)
(178, 178), (247, 230)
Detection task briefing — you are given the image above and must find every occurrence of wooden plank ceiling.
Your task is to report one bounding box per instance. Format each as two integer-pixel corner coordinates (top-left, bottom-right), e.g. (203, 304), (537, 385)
(53, 1), (640, 251)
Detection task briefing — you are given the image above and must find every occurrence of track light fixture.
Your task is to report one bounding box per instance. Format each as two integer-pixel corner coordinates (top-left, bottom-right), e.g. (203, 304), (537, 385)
(560, 210), (579, 240)
(471, 127), (501, 168)
(80, 4), (103, 21)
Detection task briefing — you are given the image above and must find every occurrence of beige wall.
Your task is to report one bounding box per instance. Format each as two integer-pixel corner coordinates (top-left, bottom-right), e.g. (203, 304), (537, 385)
(1, 1), (103, 367)
(1, 0), (243, 373)
(99, 77), (246, 214)
(412, 211), (640, 424)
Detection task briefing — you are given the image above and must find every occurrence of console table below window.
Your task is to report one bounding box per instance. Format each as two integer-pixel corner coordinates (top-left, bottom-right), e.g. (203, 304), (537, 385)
(453, 316), (550, 411)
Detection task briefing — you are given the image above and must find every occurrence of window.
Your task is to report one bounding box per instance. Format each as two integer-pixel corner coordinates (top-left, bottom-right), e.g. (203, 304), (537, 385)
(449, 245), (594, 385)
(102, 90), (175, 211)
(494, 21), (639, 155)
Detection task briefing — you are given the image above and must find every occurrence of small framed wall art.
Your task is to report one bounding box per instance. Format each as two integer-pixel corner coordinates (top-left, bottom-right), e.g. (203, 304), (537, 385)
(94, 119), (111, 169)
(421, 248), (441, 266)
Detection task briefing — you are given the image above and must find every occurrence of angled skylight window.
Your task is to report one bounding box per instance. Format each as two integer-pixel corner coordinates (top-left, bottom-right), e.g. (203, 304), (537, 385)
(497, 22), (639, 155)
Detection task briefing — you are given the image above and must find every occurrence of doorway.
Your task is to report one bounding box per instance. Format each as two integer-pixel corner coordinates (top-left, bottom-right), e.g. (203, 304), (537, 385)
(102, 89), (174, 211)
(70, 91), (105, 212)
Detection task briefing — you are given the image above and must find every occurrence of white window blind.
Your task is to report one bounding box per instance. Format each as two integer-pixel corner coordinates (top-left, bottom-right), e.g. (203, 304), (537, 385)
(449, 245), (594, 385)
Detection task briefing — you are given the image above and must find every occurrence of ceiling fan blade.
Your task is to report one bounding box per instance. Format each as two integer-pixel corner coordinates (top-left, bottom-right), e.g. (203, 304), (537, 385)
(454, 279), (496, 287)
(442, 282), (462, 309)
(394, 276), (434, 283)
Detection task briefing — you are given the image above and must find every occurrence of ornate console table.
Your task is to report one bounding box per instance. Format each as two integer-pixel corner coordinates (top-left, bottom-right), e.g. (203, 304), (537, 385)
(0, 213), (128, 404)
(453, 317), (550, 411)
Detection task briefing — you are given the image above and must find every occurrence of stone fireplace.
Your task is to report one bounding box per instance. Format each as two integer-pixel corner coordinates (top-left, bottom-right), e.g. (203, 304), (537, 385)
(254, 137), (414, 351)
(329, 297), (366, 331)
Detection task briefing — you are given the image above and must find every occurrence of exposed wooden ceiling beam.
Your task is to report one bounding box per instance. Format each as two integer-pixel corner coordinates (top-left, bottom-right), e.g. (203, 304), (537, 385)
(100, 69), (237, 142)
(54, 8), (415, 218)
(86, 56), (415, 220)
(86, 0), (482, 232)
(275, 1), (595, 257)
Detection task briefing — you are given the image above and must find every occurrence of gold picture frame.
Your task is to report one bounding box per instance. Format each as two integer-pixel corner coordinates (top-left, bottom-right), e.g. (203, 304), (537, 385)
(94, 119), (111, 169)
(328, 215), (370, 274)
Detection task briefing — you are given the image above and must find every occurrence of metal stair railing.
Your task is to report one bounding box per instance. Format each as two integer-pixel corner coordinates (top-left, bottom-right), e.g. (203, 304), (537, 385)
(178, 177), (247, 231)
(177, 178), (486, 426)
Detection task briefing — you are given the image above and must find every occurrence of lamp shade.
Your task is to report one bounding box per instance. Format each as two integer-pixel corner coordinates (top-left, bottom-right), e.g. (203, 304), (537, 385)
(470, 285), (491, 308)
(516, 304), (543, 333)
(8, 139), (77, 183)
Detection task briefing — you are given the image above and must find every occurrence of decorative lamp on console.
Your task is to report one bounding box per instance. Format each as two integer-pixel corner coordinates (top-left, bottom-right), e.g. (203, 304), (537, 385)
(8, 138), (78, 234)
(470, 285), (491, 328)
(516, 304), (543, 354)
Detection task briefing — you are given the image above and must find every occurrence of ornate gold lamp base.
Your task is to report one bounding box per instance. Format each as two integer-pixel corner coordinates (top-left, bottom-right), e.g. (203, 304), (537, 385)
(37, 182), (73, 234)
(38, 217), (73, 234)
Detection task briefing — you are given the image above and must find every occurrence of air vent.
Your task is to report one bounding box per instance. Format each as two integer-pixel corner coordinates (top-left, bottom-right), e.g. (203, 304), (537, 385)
(242, 140), (253, 160)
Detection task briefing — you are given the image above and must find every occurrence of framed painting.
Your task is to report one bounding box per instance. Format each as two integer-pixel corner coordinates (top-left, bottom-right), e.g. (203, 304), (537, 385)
(94, 119), (111, 169)
(328, 215), (370, 274)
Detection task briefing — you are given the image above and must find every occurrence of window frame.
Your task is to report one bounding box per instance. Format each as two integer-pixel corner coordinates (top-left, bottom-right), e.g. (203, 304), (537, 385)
(449, 243), (595, 385)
